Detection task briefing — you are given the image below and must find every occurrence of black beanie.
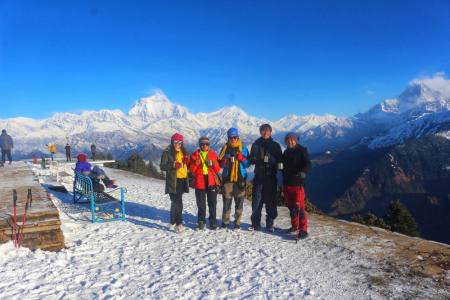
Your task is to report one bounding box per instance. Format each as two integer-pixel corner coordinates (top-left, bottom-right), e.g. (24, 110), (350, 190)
(259, 123), (272, 132)
(198, 136), (210, 145)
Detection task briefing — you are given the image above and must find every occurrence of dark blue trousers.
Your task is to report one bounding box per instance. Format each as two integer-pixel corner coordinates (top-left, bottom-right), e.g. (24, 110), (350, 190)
(251, 176), (278, 227)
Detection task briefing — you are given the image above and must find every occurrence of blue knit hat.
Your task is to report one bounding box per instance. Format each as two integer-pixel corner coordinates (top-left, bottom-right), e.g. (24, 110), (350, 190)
(227, 127), (239, 139)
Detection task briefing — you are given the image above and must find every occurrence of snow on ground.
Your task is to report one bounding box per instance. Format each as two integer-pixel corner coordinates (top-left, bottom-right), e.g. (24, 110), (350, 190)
(1, 167), (399, 299)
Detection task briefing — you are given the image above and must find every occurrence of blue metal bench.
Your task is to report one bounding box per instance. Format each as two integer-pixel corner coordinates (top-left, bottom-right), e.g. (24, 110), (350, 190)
(73, 171), (126, 223)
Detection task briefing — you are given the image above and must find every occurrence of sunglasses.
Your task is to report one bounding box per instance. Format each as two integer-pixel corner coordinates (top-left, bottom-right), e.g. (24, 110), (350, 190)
(229, 136), (239, 140)
(200, 143), (210, 147)
(173, 141), (182, 145)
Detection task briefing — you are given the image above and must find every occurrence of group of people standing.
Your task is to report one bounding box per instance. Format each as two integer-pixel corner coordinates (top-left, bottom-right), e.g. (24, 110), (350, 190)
(53, 143), (97, 162)
(160, 124), (311, 239)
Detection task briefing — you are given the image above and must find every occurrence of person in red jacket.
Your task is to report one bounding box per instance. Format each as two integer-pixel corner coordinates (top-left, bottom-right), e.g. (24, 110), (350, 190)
(189, 136), (221, 230)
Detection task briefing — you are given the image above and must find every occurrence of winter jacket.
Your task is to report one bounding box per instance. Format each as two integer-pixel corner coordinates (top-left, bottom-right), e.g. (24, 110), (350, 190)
(189, 149), (221, 190)
(160, 146), (190, 194)
(218, 143), (250, 184)
(0, 133), (13, 150)
(49, 144), (56, 153)
(282, 144), (311, 186)
(249, 137), (282, 179)
(65, 145), (71, 154)
(75, 161), (92, 173)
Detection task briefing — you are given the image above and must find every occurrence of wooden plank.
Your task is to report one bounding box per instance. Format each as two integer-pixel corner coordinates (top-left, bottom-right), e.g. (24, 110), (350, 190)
(0, 163), (65, 251)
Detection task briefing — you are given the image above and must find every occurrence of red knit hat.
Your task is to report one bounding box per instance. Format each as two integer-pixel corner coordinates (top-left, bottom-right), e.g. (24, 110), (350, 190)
(77, 153), (87, 162)
(171, 133), (184, 143)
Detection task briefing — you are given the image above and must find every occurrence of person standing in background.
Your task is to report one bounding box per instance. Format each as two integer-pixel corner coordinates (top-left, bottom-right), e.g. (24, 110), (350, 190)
(0, 129), (13, 165)
(65, 143), (71, 162)
(49, 143), (56, 161)
(91, 143), (97, 161)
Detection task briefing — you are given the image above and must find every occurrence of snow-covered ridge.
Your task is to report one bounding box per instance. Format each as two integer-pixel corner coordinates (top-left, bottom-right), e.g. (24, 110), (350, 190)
(1, 75), (450, 156)
(1, 165), (448, 299)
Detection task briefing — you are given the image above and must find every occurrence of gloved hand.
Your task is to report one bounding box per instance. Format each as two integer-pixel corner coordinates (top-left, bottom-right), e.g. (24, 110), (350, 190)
(220, 159), (227, 168)
(182, 156), (189, 165)
(174, 162), (182, 169)
(237, 153), (245, 162)
(276, 170), (283, 187)
(195, 157), (202, 166)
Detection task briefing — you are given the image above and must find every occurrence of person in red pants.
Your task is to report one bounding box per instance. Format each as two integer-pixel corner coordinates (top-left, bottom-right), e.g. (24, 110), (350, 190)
(281, 132), (311, 239)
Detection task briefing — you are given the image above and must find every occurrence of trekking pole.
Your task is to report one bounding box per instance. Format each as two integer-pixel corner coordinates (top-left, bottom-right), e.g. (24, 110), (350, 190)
(13, 190), (18, 248)
(28, 188), (32, 207)
(17, 194), (31, 248)
(296, 207), (300, 243)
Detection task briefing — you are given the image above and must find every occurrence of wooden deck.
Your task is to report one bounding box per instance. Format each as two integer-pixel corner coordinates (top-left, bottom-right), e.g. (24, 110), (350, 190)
(0, 163), (64, 251)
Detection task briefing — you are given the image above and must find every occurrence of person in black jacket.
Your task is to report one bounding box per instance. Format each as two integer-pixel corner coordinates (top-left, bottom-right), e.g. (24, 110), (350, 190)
(0, 129), (13, 165)
(282, 132), (311, 239)
(91, 144), (97, 161)
(249, 124), (282, 231)
(65, 143), (71, 162)
(160, 133), (190, 233)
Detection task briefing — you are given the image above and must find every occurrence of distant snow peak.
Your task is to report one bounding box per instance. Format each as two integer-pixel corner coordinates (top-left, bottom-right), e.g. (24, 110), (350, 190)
(436, 130), (450, 141)
(380, 99), (400, 113)
(214, 105), (248, 117)
(410, 72), (450, 98)
(128, 91), (190, 121)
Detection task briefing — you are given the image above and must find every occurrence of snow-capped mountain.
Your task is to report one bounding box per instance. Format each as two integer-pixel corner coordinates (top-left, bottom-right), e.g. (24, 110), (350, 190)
(356, 80), (450, 149)
(1, 75), (450, 159)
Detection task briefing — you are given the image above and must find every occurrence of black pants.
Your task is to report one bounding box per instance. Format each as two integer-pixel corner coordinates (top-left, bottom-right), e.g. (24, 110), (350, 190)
(66, 152), (71, 162)
(251, 176), (278, 227)
(1, 149), (12, 164)
(169, 179), (186, 225)
(195, 176), (218, 225)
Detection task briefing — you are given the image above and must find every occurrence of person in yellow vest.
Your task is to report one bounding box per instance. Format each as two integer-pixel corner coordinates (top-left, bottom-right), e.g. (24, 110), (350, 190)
(160, 133), (190, 233)
(49, 143), (56, 161)
(189, 136), (221, 230)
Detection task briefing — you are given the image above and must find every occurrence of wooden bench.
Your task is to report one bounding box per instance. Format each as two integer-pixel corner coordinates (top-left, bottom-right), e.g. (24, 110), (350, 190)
(73, 171), (126, 223)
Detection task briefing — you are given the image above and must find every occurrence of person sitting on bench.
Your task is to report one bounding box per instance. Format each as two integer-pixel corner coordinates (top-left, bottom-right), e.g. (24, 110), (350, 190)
(75, 153), (117, 191)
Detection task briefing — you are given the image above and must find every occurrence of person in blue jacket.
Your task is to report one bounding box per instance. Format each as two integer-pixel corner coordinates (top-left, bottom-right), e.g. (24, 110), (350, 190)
(218, 128), (250, 229)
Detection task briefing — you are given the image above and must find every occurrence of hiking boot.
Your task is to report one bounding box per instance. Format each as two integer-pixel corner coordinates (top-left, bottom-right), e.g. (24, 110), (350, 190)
(298, 231), (309, 239)
(198, 221), (205, 230)
(168, 223), (176, 231)
(249, 224), (260, 231)
(286, 226), (296, 234)
(266, 225), (275, 233)
(209, 224), (217, 230)
(233, 222), (241, 230)
(221, 222), (229, 229)
(177, 224), (185, 233)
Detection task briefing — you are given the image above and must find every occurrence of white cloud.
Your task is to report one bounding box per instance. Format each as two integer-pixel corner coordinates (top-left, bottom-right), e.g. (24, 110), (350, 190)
(411, 72), (450, 97)
(366, 90), (376, 97)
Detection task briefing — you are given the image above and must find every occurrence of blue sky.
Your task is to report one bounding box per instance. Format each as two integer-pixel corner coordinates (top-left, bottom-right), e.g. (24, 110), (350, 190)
(0, 0), (449, 120)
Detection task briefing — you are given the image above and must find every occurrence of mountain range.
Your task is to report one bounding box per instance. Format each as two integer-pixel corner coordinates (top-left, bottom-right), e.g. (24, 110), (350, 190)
(1, 78), (449, 160)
